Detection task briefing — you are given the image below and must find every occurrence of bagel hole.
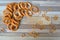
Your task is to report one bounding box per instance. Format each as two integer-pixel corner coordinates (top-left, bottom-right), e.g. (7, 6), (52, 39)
(15, 12), (19, 16)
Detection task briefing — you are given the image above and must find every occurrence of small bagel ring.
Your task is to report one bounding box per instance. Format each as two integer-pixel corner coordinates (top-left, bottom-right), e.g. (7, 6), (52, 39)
(25, 2), (32, 10)
(6, 3), (12, 9)
(3, 17), (11, 26)
(19, 2), (25, 9)
(3, 9), (12, 17)
(26, 10), (33, 17)
(18, 3), (21, 9)
(11, 18), (20, 25)
(7, 23), (12, 30)
(20, 9), (28, 16)
(13, 3), (18, 11)
(13, 10), (23, 21)
(4, 13), (11, 18)
(10, 24), (19, 31)
(18, 9), (24, 17)
(31, 6), (39, 13)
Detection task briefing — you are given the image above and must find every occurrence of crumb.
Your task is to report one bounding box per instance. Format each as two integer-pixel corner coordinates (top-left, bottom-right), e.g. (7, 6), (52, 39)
(21, 33), (26, 37)
(49, 24), (56, 33)
(36, 21), (45, 30)
(37, 20), (43, 25)
(42, 14), (46, 17)
(0, 28), (5, 32)
(39, 25), (45, 30)
(28, 31), (39, 38)
(49, 28), (56, 33)
(32, 24), (36, 29)
(43, 10), (47, 14)
(48, 7), (52, 11)
(45, 16), (50, 21)
(53, 15), (58, 20)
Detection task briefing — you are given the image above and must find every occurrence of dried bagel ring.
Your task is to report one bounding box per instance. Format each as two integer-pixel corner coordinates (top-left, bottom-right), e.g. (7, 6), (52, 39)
(25, 10), (33, 17)
(10, 24), (19, 31)
(7, 18), (19, 30)
(11, 20), (19, 29)
(4, 13), (11, 18)
(11, 18), (20, 25)
(6, 7), (13, 13)
(3, 17), (11, 26)
(19, 2), (25, 9)
(6, 3), (13, 9)
(13, 10), (23, 21)
(31, 6), (39, 13)
(18, 3), (21, 9)
(6, 3), (16, 9)
(9, 2), (17, 11)
(3, 9), (12, 17)
(7, 22), (18, 31)
(25, 2), (32, 10)
(11, 18), (19, 31)
(18, 9), (24, 17)
(13, 3), (18, 11)
(6, 3), (13, 13)
(7, 23), (12, 30)
(14, 14), (23, 21)
(20, 9), (28, 16)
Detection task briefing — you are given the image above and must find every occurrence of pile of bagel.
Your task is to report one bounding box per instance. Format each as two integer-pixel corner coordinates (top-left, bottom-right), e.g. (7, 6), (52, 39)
(3, 2), (39, 31)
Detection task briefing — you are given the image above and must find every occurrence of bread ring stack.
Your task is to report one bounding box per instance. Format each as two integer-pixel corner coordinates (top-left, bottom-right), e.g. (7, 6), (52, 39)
(3, 2), (39, 31)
